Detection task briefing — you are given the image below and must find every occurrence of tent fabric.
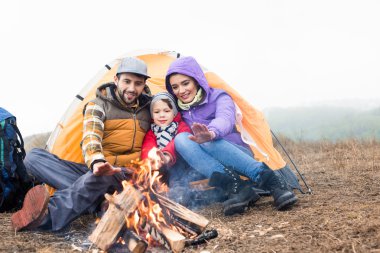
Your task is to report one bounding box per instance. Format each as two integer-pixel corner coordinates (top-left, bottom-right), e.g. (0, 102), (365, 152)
(46, 50), (287, 171)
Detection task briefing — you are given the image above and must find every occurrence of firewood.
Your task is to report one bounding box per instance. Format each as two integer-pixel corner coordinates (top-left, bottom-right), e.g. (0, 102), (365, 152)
(189, 176), (249, 190)
(170, 216), (199, 237)
(89, 185), (143, 250)
(123, 230), (147, 253)
(154, 193), (209, 233)
(189, 179), (212, 191)
(109, 230), (148, 253)
(143, 222), (185, 253)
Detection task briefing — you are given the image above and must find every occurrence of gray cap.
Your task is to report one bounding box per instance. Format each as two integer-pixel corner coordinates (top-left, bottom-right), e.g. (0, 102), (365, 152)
(150, 92), (178, 116)
(116, 57), (150, 78)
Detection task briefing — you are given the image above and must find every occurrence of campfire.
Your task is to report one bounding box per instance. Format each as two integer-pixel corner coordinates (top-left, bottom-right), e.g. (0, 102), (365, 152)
(88, 148), (217, 253)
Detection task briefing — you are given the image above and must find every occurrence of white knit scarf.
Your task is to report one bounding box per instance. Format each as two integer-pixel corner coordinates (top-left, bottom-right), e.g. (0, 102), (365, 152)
(151, 122), (179, 148)
(177, 88), (204, 110)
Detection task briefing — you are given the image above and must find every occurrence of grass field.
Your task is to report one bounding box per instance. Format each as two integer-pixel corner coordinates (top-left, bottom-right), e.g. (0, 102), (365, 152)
(0, 136), (379, 252)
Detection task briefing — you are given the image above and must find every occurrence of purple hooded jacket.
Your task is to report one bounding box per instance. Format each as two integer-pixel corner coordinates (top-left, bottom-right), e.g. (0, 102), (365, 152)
(165, 56), (247, 147)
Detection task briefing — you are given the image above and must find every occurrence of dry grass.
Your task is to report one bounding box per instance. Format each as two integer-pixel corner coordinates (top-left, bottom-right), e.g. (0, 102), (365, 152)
(0, 136), (379, 252)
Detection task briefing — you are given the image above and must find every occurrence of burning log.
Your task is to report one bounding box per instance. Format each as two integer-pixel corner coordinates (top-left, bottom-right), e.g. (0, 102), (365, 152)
(154, 193), (209, 234)
(170, 216), (199, 237)
(122, 230), (148, 253)
(142, 222), (186, 253)
(109, 230), (148, 253)
(88, 149), (217, 252)
(89, 184), (143, 251)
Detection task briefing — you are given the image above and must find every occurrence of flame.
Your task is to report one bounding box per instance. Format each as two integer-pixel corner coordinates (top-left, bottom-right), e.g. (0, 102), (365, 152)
(97, 147), (197, 250)
(117, 147), (173, 242)
(116, 237), (125, 245)
(146, 233), (151, 241)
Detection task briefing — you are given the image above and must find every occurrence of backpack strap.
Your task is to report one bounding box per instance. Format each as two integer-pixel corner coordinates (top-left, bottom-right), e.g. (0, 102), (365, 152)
(0, 120), (12, 174)
(8, 119), (26, 159)
(7, 121), (30, 184)
(0, 121), (12, 207)
(0, 180), (6, 208)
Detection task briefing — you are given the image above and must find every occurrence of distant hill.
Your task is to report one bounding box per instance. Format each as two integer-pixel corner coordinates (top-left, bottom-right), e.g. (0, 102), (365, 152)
(24, 132), (50, 152)
(264, 106), (380, 141)
(22, 104), (380, 144)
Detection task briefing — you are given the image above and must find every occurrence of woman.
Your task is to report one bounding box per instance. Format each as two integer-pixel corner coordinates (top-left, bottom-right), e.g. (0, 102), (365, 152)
(165, 56), (297, 214)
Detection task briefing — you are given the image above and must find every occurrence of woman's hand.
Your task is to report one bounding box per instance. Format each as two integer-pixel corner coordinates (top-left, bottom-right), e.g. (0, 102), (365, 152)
(189, 123), (216, 144)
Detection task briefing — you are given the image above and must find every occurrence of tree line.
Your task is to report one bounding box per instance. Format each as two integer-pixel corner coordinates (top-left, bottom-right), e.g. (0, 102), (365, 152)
(265, 106), (380, 141)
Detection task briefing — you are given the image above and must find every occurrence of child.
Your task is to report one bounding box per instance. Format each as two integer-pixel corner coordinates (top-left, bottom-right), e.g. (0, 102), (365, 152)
(141, 92), (193, 188)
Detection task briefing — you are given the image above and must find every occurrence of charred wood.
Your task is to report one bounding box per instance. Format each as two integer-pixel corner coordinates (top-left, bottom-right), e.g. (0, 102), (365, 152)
(154, 193), (209, 233)
(185, 229), (218, 247)
(142, 222), (185, 253)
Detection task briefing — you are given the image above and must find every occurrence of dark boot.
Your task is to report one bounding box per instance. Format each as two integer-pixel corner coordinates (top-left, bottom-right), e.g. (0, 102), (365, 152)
(259, 169), (298, 210)
(222, 185), (260, 215)
(209, 169), (260, 216)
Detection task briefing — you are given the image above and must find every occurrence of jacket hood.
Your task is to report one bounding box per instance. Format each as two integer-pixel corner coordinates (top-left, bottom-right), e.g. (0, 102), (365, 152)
(96, 82), (151, 110)
(165, 57), (210, 103)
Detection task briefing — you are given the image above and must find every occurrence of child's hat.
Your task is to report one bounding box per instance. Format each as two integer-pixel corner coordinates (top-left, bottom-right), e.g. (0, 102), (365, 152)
(150, 92), (178, 116)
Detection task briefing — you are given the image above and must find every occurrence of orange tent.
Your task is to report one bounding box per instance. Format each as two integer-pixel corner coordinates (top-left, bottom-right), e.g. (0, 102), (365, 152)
(47, 50), (287, 170)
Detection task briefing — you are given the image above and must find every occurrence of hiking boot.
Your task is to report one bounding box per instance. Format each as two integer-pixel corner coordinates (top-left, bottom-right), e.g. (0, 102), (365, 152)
(222, 184), (260, 215)
(209, 169), (260, 216)
(259, 169), (298, 210)
(11, 185), (50, 231)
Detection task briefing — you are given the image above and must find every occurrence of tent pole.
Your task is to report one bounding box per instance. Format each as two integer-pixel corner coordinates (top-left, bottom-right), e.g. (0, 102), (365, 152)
(271, 130), (313, 194)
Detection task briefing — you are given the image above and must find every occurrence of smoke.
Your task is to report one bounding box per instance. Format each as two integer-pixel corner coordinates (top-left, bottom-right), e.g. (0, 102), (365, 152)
(167, 186), (227, 210)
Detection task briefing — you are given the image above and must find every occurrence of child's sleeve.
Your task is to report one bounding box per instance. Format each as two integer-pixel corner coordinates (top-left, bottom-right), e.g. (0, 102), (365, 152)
(162, 120), (192, 166)
(141, 130), (158, 160)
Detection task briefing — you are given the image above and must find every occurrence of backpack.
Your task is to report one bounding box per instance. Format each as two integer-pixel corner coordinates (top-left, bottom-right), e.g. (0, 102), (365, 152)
(0, 107), (33, 212)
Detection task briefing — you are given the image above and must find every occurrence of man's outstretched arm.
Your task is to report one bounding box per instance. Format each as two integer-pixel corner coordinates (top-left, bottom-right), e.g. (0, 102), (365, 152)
(81, 102), (107, 171)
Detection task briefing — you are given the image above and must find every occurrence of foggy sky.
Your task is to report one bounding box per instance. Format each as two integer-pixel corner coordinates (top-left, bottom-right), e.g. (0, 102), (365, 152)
(1, 0), (379, 136)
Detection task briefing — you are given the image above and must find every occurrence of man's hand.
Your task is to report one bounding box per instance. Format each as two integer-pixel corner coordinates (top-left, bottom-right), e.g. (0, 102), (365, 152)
(92, 162), (121, 176)
(188, 123), (216, 144)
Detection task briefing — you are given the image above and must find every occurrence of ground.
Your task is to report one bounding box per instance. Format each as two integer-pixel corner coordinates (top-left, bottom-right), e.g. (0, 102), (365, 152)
(0, 139), (379, 252)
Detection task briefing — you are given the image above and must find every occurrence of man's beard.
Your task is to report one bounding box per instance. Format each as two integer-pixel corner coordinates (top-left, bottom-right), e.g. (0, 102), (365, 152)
(117, 88), (137, 106)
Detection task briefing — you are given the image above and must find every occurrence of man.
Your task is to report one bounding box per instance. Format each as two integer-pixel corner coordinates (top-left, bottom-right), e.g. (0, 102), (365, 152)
(11, 57), (152, 231)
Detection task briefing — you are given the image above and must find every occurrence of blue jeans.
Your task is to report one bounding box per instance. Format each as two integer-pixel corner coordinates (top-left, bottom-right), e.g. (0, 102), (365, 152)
(174, 132), (265, 183)
(24, 148), (129, 231)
